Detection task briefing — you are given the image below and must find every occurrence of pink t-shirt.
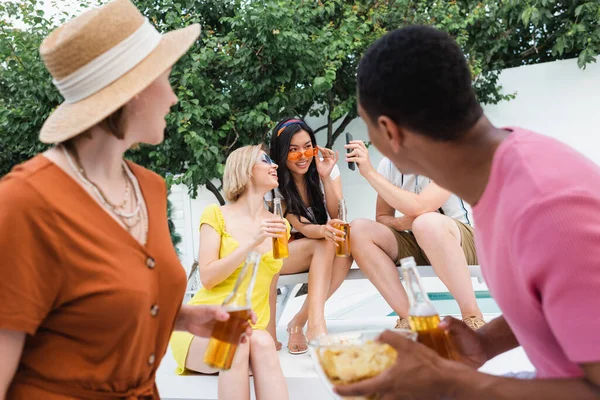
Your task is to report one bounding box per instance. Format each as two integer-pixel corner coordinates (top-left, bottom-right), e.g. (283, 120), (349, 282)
(474, 127), (600, 379)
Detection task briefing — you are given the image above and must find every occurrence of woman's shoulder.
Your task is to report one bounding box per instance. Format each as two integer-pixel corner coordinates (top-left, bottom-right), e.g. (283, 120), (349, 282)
(315, 161), (340, 182)
(0, 156), (53, 212)
(127, 161), (166, 192)
(202, 203), (224, 217)
(200, 203), (225, 231)
(329, 163), (340, 180)
(0, 175), (45, 220)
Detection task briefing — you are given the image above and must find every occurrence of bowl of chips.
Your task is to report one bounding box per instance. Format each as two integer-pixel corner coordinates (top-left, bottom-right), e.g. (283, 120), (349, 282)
(308, 329), (417, 400)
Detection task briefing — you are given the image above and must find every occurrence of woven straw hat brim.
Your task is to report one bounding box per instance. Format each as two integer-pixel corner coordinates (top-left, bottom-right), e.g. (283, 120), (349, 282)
(39, 24), (200, 144)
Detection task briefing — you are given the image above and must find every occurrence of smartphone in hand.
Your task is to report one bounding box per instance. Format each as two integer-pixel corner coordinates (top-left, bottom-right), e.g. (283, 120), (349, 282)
(346, 132), (355, 171)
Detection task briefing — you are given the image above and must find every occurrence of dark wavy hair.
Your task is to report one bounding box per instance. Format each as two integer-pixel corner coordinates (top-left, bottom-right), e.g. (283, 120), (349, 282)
(269, 118), (328, 225)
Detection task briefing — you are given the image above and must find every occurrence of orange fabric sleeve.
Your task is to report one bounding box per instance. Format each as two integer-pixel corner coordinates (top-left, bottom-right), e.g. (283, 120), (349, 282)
(0, 177), (64, 335)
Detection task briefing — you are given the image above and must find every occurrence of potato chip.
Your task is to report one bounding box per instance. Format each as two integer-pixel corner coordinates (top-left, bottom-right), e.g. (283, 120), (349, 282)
(317, 341), (397, 386)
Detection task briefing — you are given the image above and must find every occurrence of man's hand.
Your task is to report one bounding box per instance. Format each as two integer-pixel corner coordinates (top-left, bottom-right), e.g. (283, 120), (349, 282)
(345, 140), (375, 177)
(439, 316), (489, 369)
(336, 327), (600, 400)
(392, 215), (415, 231)
(335, 330), (458, 399)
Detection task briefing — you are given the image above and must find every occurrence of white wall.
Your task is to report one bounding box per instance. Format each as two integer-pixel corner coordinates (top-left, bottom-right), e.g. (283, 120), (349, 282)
(485, 58), (600, 165)
(170, 181), (225, 272)
(170, 57), (600, 271)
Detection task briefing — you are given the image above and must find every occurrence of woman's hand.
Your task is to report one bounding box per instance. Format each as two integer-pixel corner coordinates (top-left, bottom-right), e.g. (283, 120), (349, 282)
(181, 305), (257, 343)
(320, 219), (346, 244)
(251, 218), (287, 248)
(315, 146), (339, 179)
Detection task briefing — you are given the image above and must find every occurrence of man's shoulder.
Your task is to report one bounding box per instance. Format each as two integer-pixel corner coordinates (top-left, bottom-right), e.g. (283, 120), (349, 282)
(376, 157), (396, 179)
(497, 128), (600, 196)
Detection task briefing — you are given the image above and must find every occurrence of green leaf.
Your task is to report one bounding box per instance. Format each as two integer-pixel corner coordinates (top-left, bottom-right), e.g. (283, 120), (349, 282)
(313, 76), (327, 91)
(553, 36), (566, 56)
(2, 0), (598, 203)
(530, 8), (541, 26)
(578, 48), (597, 69)
(521, 7), (533, 25)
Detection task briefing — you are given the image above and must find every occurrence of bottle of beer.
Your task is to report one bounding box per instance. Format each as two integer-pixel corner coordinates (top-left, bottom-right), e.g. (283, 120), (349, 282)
(203, 252), (260, 370)
(272, 198), (289, 259)
(401, 256), (454, 359)
(335, 199), (351, 257)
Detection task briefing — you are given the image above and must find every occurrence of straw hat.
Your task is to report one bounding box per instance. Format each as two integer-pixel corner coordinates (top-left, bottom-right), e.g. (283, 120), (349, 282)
(39, 0), (200, 143)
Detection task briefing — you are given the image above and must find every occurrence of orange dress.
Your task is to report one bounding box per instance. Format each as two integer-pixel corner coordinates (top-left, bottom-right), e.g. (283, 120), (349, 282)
(0, 155), (186, 399)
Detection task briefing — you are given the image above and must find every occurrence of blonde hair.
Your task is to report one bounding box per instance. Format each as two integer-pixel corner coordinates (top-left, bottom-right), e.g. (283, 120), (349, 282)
(223, 144), (264, 203)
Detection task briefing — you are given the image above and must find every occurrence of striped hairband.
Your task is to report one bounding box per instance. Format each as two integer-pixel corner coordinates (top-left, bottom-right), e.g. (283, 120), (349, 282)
(276, 119), (303, 137)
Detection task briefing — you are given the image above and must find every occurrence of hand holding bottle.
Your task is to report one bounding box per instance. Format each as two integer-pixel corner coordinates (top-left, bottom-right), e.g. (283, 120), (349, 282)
(272, 198), (289, 259)
(320, 219), (347, 244)
(334, 199), (351, 257)
(204, 252), (261, 370)
(252, 218), (287, 248)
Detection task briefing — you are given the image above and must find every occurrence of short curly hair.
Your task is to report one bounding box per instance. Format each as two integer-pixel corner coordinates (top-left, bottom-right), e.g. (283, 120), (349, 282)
(357, 25), (483, 141)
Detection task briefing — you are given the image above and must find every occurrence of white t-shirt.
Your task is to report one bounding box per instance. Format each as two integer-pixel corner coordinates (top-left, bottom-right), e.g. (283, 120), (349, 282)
(264, 163), (340, 231)
(377, 158), (473, 226)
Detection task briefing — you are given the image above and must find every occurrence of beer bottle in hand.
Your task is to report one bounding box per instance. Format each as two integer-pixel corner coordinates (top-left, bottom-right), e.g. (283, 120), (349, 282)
(203, 252), (260, 370)
(401, 256), (454, 359)
(272, 198), (289, 259)
(335, 199), (351, 257)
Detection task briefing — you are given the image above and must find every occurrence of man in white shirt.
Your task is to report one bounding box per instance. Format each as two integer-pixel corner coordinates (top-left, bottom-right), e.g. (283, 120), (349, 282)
(346, 140), (484, 330)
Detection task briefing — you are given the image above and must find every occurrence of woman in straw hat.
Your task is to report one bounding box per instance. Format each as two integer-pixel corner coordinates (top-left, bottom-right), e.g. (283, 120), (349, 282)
(0, 0), (255, 398)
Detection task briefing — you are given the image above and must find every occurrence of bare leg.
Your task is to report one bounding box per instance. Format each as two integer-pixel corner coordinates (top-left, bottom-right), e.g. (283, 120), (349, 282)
(280, 238), (319, 275)
(185, 336), (219, 374)
(286, 239), (337, 340)
(350, 219), (411, 318)
(218, 339), (251, 400)
(250, 330), (289, 400)
(185, 336), (251, 400)
(267, 273), (282, 350)
(411, 213), (482, 319)
(269, 238), (317, 348)
(292, 254), (353, 339)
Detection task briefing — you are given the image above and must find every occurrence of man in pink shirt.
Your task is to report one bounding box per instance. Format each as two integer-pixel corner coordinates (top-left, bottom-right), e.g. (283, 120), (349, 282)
(337, 25), (600, 399)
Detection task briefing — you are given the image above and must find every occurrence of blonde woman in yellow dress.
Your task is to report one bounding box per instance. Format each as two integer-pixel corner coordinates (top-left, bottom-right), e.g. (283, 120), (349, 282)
(170, 145), (289, 400)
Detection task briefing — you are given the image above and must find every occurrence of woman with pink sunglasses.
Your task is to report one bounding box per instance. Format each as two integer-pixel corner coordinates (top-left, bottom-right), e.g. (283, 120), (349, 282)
(265, 118), (353, 354)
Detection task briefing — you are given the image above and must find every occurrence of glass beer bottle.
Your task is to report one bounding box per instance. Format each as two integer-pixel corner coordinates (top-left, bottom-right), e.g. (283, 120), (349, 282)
(401, 256), (454, 359)
(272, 198), (289, 259)
(335, 199), (351, 257)
(203, 252), (259, 370)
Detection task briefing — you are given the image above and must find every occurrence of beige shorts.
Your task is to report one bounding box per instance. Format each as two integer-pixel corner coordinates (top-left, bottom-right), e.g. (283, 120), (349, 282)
(389, 219), (478, 265)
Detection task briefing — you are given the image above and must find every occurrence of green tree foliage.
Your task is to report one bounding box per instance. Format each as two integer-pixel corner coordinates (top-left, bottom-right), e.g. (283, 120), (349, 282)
(2, 0), (598, 206)
(167, 188), (182, 253)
